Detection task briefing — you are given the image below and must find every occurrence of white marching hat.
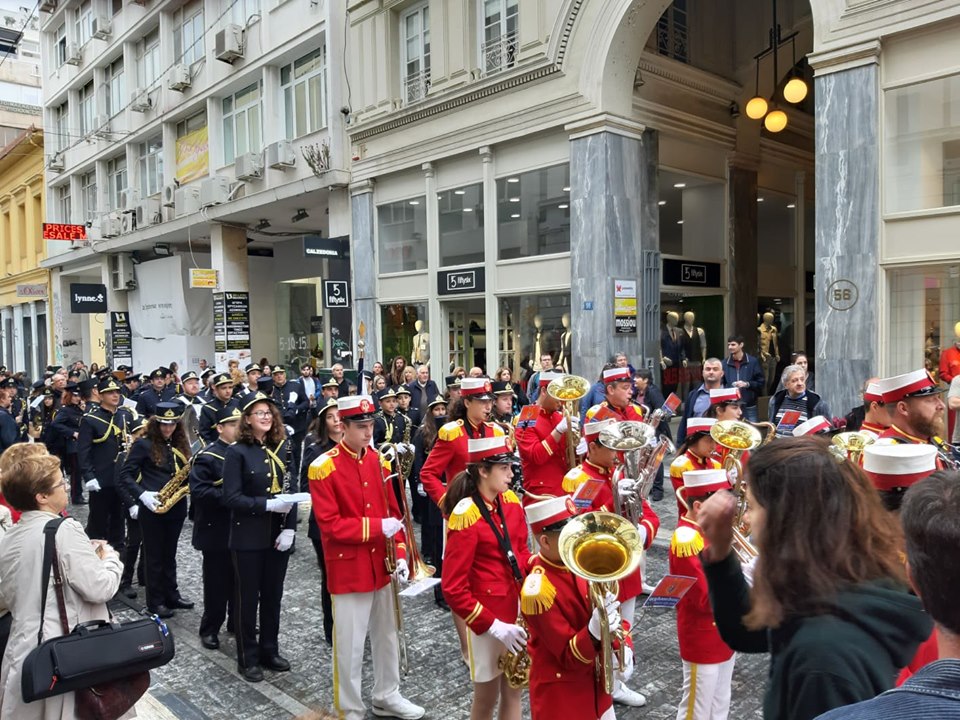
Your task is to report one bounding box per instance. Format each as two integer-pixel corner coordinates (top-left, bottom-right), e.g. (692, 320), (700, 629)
(792, 416), (832, 437)
(524, 495), (577, 535)
(681, 468), (730, 494)
(862, 443), (938, 491)
(686, 418), (716, 436)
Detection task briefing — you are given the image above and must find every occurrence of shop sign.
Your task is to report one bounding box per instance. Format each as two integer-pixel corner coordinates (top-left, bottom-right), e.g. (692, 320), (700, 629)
(323, 280), (350, 309)
(43, 223), (87, 241)
(614, 279), (637, 335)
(826, 279), (858, 311)
(110, 312), (133, 368)
(438, 267), (485, 296)
(212, 292), (251, 369)
(305, 235), (349, 259)
(662, 258), (722, 288)
(70, 283), (107, 313)
(189, 268), (218, 289)
(213, 294), (226, 354)
(16, 283), (47, 298)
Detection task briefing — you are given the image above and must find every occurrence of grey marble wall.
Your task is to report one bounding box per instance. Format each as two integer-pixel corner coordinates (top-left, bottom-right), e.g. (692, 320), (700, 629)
(729, 165), (758, 341)
(570, 128), (659, 377)
(350, 189), (379, 370)
(814, 63), (880, 418)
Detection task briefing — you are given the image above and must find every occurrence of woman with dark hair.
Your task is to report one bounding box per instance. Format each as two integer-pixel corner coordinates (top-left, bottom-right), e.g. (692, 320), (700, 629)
(389, 356), (407, 388)
(298, 398), (341, 645)
(223, 393), (296, 682)
(440, 437), (530, 720)
(118, 402), (193, 619)
(668, 418), (720, 516)
(493, 367), (528, 410)
(697, 436), (933, 720)
(411, 397), (449, 608)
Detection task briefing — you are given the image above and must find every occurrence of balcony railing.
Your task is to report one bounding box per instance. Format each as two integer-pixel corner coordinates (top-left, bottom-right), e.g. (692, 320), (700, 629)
(481, 30), (517, 76)
(403, 68), (431, 105)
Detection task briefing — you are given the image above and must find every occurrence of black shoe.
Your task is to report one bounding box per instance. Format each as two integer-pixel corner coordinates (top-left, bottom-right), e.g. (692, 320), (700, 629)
(650, 488), (664, 502)
(435, 597), (451, 612)
(239, 665), (264, 683)
(149, 605), (175, 619)
(200, 634), (220, 650)
(118, 584), (137, 599)
(168, 596), (194, 610)
(260, 655), (291, 672)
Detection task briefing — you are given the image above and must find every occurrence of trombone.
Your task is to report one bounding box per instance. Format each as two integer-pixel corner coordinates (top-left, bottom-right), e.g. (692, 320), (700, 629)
(559, 511), (643, 694)
(546, 374), (590, 469)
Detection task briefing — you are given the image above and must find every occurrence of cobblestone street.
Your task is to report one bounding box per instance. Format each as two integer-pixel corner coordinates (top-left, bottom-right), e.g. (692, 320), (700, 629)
(76, 479), (767, 720)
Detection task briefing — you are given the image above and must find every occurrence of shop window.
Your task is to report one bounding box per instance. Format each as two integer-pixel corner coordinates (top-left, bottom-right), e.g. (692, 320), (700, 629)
(498, 293), (571, 379)
(439, 183), (484, 266)
(658, 170), (724, 259)
(37, 313), (47, 373)
(276, 279), (323, 370)
(496, 164), (570, 260)
(380, 302), (427, 369)
(885, 74), (960, 213)
(378, 197), (427, 273)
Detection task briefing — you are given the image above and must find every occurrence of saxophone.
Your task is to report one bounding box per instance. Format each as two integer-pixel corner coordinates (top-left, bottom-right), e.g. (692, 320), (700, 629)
(497, 615), (532, 689)
(399, 417), (414, 479)
(155, 452), (193, 514)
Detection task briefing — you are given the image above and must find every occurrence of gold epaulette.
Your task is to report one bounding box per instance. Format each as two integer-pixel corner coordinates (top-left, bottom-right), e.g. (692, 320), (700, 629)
(448, 497), (481, 531)
(562, 468), (588, 493)
(671, 525), (704, 558)
(485, 421), (506, 437)
(438, 420), (464, 442)
(520, 566), (557, 615)
(502, 489), (520, 505)
(669, 454), (691, 472)
(308, 449), (338, 482)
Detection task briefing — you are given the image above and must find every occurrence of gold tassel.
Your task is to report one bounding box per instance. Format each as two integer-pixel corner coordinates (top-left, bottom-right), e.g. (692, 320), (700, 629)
(502, 490), (521, 505)
(308, 455), (335, 482)
(671, 525), (704, 558)
(448, 498), (481, 531)
(521, 567), (556, 615)
(438, 421), (463, 442)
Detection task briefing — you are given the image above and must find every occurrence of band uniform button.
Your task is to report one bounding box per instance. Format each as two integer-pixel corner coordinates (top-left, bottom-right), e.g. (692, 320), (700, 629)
(556, 673), (562, 679)
(366, 503), (371, 508)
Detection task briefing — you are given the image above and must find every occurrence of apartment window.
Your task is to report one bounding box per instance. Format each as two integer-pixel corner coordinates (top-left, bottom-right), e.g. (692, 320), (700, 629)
(54, 24), (66, 66)
(137, 28), (161, 88)
(19, 39), (40, 59)
(112, 0), (122, 14)
(57, 184), (71, 223)
(175, 2), (204, 65)
(79, 81), (94, 136)
(481, 0), (517, 75)
(81, 171), (97, 222)
(75, 0), (93, 46)
(104, 57), (124, 116)
(0, 81), (41, 105)
(222, 82), (261, 164)
(280, 48), (327, 139)
(54, 102), (68, 151)
(177, 110), (206, 137)
(138, 135), (163, 198)
(231, 0), (259, 26)
(400, 4), (430, 104)
(656, 0), (688, 64)
(107, 155), (126, 210)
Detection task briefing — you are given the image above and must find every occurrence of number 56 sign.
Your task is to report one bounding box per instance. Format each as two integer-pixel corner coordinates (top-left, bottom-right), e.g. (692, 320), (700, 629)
(826, 279), (858, 311)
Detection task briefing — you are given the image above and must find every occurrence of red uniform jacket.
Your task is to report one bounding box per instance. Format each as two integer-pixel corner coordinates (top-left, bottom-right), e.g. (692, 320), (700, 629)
(442, 490), (530, 634)
(859, 421), (886, 437)
(585, 400), (645, 424)
(515, 406), (567, 503)
(309, 442), (407, 595)
(669, 517), (734, 664)
(670, 451), (722, 517)
(522, 554), (612, 720)
(562, 460), (659, 601)
(419, 419), (505, 509)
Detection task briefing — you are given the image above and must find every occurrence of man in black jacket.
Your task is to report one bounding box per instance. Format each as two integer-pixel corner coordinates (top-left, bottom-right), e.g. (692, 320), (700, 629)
(677, 357), (726, 443)
(721, 336), (766, 423)
(271, 366), (309, 470)
(407, 365), (440, 421)
(198, 373), (238, 443)
(136, 368), (167, 417)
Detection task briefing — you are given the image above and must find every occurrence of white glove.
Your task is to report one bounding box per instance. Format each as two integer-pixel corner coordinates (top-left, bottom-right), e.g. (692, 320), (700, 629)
(619, 645), (635, 681)
(555, 416), (569, 434)
(575, 437), (588, 456)
(617, 478), (637, 501)
(275, 529), (295, 552)
(382, 517), (403, 538)
(128, 505), (139, 520)
(288, 392), (298, 404)
(85, 479), (101, 492)
(284, 424), (295, 437)
(588, 591), (621, 640)
(139, 491), (160, 513)
(402, 442), (415, 455)
(417, 482), (427, 497)
(394, 558), (409, 584)
(487, 618), (527, 653)
(265, 498), (294, 514)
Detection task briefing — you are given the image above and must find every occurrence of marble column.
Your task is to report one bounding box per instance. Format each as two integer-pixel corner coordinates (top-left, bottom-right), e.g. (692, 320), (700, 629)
(569, 118), (658, 377)
(351, 182), (378, 368)
(814, 62), (880, 419)
(728, 160), (758, 343)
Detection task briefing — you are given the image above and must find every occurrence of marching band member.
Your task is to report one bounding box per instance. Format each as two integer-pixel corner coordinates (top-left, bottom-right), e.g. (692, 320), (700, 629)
(199, 373), (239, 444)
(136, 368), (168, 417)
(515, 371), (572, 503)
(117, 413), (147, 598)
(309, 395), (425, 720)
(585, 367), (646, 424)
(47, 381), (84, 505)
(858, 382), (889, 437)
(440, 436), (530, 720)
(222, 392), (297, 682)
(490, 381), (517, 429)
(411, 397), (451, 609)
(670, 469), (736, 720)
(670, 418), (721, 517)
(373, 386), (411, 507)
(875, 371), (948, 454)
(521, 495), (620, 720)
(118, 402), (193, 619)
(189, 404), (241, 651)
(396, 385), (420, 429)
(271, 365), (309, 470)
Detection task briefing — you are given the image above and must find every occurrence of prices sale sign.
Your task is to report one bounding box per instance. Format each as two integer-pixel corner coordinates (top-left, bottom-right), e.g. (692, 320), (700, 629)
(42, 223), (88, 241)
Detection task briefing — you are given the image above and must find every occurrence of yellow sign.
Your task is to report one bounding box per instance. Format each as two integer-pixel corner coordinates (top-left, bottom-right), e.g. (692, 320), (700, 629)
(175, 126), (209, 183)
(190, 268), (218, 289)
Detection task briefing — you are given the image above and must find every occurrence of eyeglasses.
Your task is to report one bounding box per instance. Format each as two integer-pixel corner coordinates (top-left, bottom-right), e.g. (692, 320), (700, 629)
(250, 410), (272, 418)
(51, 480), (69, 491)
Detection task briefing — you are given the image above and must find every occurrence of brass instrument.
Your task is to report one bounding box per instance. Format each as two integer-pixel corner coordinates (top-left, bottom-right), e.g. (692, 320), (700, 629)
(558, 511), (644, 694)
(399, 416), (414, 479)
(27, 411), (43, 439)
(155, 455), (193, 514)
(932, 436), (960, 470)
(498, 615), (532, 689)
(830, 431), (876, 464)
(600, 420), (674, 519)
(546, 374), (590, 469)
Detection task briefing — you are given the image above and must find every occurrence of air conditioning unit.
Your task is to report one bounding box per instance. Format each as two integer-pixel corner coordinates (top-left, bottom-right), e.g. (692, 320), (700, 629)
(46, 153), (64, 172)
(235, 152), (263, 181)
(215, 24), (244, 63)
(120, 188), (140, 213)
(174, 186), (201, 217)
(266, 140), (296, 169)
(130, 88), (152, 112)
(92, 16), (111, 39)
(70, 239), (89, 249)
(161, 183), (177, 207)
(109, 253), (135, 291)
(167, 64), (191, 91)
(39, 0), (56, 11)
(136, 198), (162, 227)
(120, 213), (136, 234)
(199, 176), (231, 207)
(64, 43), (82, 65)
(100, 212), (122, 238)
(91, 114), (109, 136)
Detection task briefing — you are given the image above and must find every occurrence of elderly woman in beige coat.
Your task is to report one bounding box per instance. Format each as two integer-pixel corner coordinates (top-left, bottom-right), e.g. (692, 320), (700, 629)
(0, 452), (124, 719)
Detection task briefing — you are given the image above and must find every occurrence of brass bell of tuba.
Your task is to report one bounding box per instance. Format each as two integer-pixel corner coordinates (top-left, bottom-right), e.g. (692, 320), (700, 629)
(559, 511), (643, 694)
(830, 431), (876, 465)
(547, 374), (590, 470)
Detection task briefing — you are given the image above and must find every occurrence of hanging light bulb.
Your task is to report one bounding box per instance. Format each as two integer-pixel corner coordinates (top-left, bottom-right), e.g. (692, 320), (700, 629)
(764, 108), (788, 133)
(783, 76), (808, 104)
(746, 96), (769, 120)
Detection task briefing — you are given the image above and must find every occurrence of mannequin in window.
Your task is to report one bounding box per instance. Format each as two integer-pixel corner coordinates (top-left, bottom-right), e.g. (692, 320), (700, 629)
(530, 314), (551, 372)
(556, 312), (572, 372)
(660, 311), (684, 398)
(411, 319), (430, 367)
(757, 311), (780, 395)
(679, 311), (707, 399)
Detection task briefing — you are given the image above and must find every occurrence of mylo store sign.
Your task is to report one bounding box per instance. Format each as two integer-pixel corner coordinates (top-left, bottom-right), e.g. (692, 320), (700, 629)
(70, 283), (108, 313)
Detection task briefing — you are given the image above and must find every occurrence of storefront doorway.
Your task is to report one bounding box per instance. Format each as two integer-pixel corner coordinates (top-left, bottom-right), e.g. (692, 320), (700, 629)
(442, 298), (487, 375)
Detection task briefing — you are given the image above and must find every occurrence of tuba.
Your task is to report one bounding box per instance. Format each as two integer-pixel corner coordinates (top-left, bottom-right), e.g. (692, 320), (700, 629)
(559, 511), (643, 694)
(830, 431), (875, 465)
(600, 421), (674, 520)
(547, 375), (590, 469)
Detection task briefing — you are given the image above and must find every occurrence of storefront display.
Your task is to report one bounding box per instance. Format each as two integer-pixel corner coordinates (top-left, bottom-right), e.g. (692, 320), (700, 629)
(888, 265), (960, 380)
(498, 293), (570, 377)
(381, 302), (427, 368)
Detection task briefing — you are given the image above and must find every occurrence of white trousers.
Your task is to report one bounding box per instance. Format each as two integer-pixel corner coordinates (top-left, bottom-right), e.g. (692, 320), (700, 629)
(332, 585), (402, 720)
(675, 656), (736, 720)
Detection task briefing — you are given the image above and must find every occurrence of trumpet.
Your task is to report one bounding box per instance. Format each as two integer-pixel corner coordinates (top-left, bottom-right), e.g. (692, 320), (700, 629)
(559, 511), (644, 694)
(830, 431), (876, 465)
(547, 374), (590, 470)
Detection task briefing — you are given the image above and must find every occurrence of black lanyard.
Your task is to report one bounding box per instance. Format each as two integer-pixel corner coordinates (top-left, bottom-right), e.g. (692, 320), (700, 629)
(474, 493), (522, 582)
